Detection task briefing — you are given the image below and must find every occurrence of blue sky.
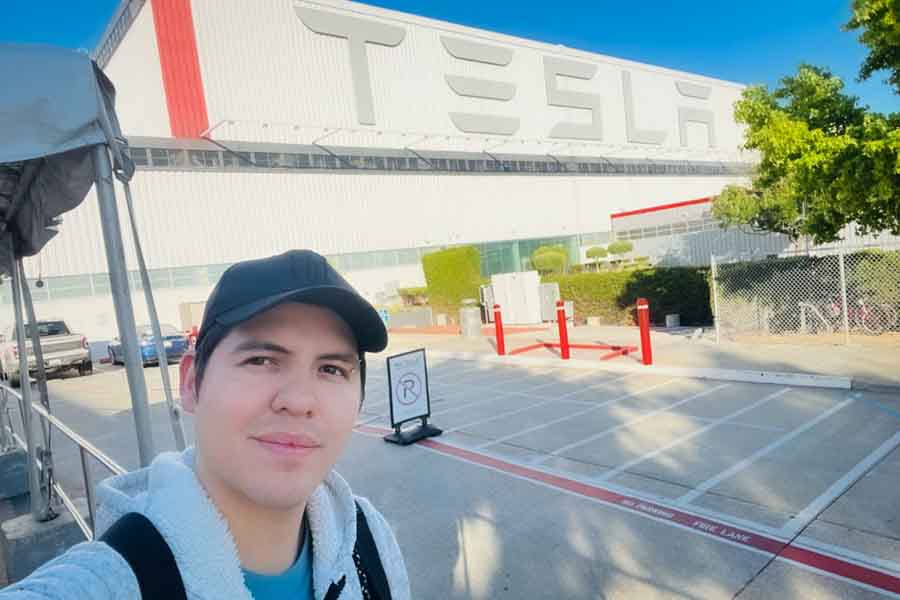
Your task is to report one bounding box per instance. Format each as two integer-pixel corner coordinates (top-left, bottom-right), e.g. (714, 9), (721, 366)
(2, 0), (896, 114)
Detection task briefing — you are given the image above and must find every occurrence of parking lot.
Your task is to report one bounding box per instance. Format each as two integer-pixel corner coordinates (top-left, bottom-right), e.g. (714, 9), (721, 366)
(7, 354), (900, 598)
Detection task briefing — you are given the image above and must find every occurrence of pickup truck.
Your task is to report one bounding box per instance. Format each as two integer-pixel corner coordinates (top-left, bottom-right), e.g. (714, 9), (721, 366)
(0, 320), (92, 387)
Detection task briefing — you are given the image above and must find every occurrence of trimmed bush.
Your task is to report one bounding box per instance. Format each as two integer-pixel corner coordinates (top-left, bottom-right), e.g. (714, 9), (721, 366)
(545, 267), (712, 325)
(586, 247), (608, 259)
(531, 245), (569, 274)
(607, 240), (633, 256)
(422, 246), (482, 314)
(398, 286), (428, 305)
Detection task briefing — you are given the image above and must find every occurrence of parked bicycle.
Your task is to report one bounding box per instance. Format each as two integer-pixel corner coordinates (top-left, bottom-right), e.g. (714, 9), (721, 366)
(825, 297), (899, 334)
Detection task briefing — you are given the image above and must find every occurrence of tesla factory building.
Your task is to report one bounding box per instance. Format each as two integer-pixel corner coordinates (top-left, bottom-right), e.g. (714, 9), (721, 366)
(9, 0), (758, 340)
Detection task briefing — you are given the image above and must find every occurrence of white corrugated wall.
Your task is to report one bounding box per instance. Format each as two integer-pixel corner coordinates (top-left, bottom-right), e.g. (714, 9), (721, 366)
(24, 170), (747, 278)
(103, 1), (171, 137)
(189, 0), (746, 154)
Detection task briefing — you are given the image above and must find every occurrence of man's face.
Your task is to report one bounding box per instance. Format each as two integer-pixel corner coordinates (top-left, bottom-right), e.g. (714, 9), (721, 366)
(181, 302), (361, 511)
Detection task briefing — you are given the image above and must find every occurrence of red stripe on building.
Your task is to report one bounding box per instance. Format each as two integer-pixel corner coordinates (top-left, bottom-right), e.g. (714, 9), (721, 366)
(611, 197), (712, 220)
(354, 424), (900, 595)
(150, 0), (210, 138)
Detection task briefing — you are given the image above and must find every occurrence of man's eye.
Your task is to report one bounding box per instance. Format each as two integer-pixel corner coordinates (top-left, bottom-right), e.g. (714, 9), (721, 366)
(243, 356), (276, 367)
(321, 364), (350, 379)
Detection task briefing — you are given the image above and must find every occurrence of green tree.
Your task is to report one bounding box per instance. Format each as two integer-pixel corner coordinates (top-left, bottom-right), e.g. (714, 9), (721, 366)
(607, 240), (633, 257)
(845, 0), (900, 94)
(586, 246), (608, 271)
(713, 64), (900, 243)
(531, 245), (569, 274)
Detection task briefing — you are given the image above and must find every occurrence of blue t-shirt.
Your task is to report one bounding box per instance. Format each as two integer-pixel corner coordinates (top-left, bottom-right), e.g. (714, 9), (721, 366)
(242, 528), (313, 600)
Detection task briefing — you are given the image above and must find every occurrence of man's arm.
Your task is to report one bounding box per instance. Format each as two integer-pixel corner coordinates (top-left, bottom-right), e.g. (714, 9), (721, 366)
(0, 541), (139, 599)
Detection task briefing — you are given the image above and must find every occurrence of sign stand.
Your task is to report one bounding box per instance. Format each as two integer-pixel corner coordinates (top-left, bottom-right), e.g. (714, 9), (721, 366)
(384, 348), (442, 446)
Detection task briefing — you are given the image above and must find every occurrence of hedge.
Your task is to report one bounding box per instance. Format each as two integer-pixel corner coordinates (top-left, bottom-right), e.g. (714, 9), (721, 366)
(421, 246), (482, 315)
(545, 267), (712, 325)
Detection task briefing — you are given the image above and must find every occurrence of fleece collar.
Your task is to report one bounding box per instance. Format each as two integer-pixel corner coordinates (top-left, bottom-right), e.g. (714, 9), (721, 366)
(94, 448), (358, 599)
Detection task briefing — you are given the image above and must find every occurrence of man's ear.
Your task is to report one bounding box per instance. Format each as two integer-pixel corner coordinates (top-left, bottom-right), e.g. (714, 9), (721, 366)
(179, 353), (199, 414)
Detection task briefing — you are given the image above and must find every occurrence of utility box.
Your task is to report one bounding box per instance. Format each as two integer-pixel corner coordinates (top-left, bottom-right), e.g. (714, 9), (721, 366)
(480, 285), (495, 323)
(539, 283), (561, 322)
(490, 272), (542, 325)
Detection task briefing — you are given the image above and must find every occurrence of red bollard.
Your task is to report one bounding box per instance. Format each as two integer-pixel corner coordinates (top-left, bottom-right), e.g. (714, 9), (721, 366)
(636, 297), (653, 365)
(556, 300), (570, 360)
(493, 304), (506, 356)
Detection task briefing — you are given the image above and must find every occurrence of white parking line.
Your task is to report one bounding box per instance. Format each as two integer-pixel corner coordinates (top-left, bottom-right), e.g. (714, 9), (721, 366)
(470, 377), (677, 448)
(428, 363), (496, 381)
(445, 373), (635, 433)
(676, 396), (856, 506)
(683, 416), (788, 434)
(780, 429), (900, 536)
(430, 371), (609, 418)
(594, 387), (792, 483)
(430, 390), (521, 417)
(529, 383), (732, 462)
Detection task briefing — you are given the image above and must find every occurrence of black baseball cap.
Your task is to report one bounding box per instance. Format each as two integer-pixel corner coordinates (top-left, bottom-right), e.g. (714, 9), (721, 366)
(196, 250), (388, 354)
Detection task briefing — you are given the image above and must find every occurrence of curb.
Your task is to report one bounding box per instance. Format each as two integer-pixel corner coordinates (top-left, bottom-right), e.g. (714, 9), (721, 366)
(850, 380), (900, 395)
(425, 350), (853, 390)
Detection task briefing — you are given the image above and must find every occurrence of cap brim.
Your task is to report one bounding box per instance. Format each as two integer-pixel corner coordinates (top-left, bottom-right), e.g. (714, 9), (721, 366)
(215, 286), (388, 353)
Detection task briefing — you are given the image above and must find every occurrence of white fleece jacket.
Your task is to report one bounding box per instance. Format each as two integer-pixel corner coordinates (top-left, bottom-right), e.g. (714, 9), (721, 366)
(1, 448), (410, 600)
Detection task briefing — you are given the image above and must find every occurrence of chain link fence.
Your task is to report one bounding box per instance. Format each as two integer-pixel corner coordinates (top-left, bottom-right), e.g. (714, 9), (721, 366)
(711, 243), (900, 346)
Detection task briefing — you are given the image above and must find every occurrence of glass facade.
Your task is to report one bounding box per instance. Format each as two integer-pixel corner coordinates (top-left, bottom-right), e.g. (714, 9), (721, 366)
(0, 232), (608, 305)
(125, 144), (752, 178)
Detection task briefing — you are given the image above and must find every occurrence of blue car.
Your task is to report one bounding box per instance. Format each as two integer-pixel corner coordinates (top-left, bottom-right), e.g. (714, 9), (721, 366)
(107, 324), (189, 366)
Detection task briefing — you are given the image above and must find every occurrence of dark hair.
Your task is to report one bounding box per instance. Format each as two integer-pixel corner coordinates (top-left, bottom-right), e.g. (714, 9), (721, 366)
(192, 324), (367, 405)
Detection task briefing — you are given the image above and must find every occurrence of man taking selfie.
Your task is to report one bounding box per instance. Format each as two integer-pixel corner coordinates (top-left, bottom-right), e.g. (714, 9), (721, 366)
(3, 249), (410, 600)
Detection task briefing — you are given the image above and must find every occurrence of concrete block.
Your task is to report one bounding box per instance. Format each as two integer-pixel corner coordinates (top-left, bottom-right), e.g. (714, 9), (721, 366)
(0, 449), (29, 501)
(1, 497), (88, 584)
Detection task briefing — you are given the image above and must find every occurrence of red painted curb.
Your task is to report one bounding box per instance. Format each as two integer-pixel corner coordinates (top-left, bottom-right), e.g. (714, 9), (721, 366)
(356, 424), (900, 595)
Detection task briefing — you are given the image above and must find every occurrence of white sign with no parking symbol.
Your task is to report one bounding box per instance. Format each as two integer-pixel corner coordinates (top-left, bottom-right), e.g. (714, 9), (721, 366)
(386, 349), (431, 426)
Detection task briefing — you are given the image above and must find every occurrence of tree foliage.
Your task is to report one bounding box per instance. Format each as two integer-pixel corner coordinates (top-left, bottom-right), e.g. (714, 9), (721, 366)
(845, 0), (900, 94)
(531, 245), (569, 274)
(586, 246), (608, 259)
(713, 64), (900, 243)
(607, 240), (634, 256)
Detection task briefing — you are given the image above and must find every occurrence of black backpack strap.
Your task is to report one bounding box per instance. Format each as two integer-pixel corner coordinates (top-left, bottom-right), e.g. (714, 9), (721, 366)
(353, 501), (393, 600)
(100, 512), (187, 600)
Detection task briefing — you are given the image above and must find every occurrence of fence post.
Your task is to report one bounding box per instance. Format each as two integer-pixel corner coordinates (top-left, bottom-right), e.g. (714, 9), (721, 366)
(493, 304), (506, 356)
(838, 249), (851, 345)
(9, 244), (48, 521)
(556, 300), (570, 360)
(637, 298), (653, 365)
(710, 255), (721, 344)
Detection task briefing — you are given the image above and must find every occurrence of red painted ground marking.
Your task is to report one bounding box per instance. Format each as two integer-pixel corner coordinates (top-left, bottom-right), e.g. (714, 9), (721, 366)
(508, 342), (549, 356)
(388, 325), (547, 336)
(355, 424), (900, 595)
(600, 347), (637, 360)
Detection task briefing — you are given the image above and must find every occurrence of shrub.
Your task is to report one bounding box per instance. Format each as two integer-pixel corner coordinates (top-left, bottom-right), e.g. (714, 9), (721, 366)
(398, 286), (428, 305)
(544, 268), (712, 325)
(586, 247), (608, 259)
(421, 246), (482, 314)
(531, 245), (569, 274)
(607, 240), (634, 256)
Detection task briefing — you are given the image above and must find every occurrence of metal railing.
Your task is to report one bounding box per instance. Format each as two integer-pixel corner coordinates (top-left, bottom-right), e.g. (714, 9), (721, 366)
(0, 384), (126, 540)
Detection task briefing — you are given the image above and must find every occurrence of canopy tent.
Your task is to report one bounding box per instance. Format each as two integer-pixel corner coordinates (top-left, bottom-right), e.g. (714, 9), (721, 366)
(0, 44), (184, 522)
(0, 43), (134, 264)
